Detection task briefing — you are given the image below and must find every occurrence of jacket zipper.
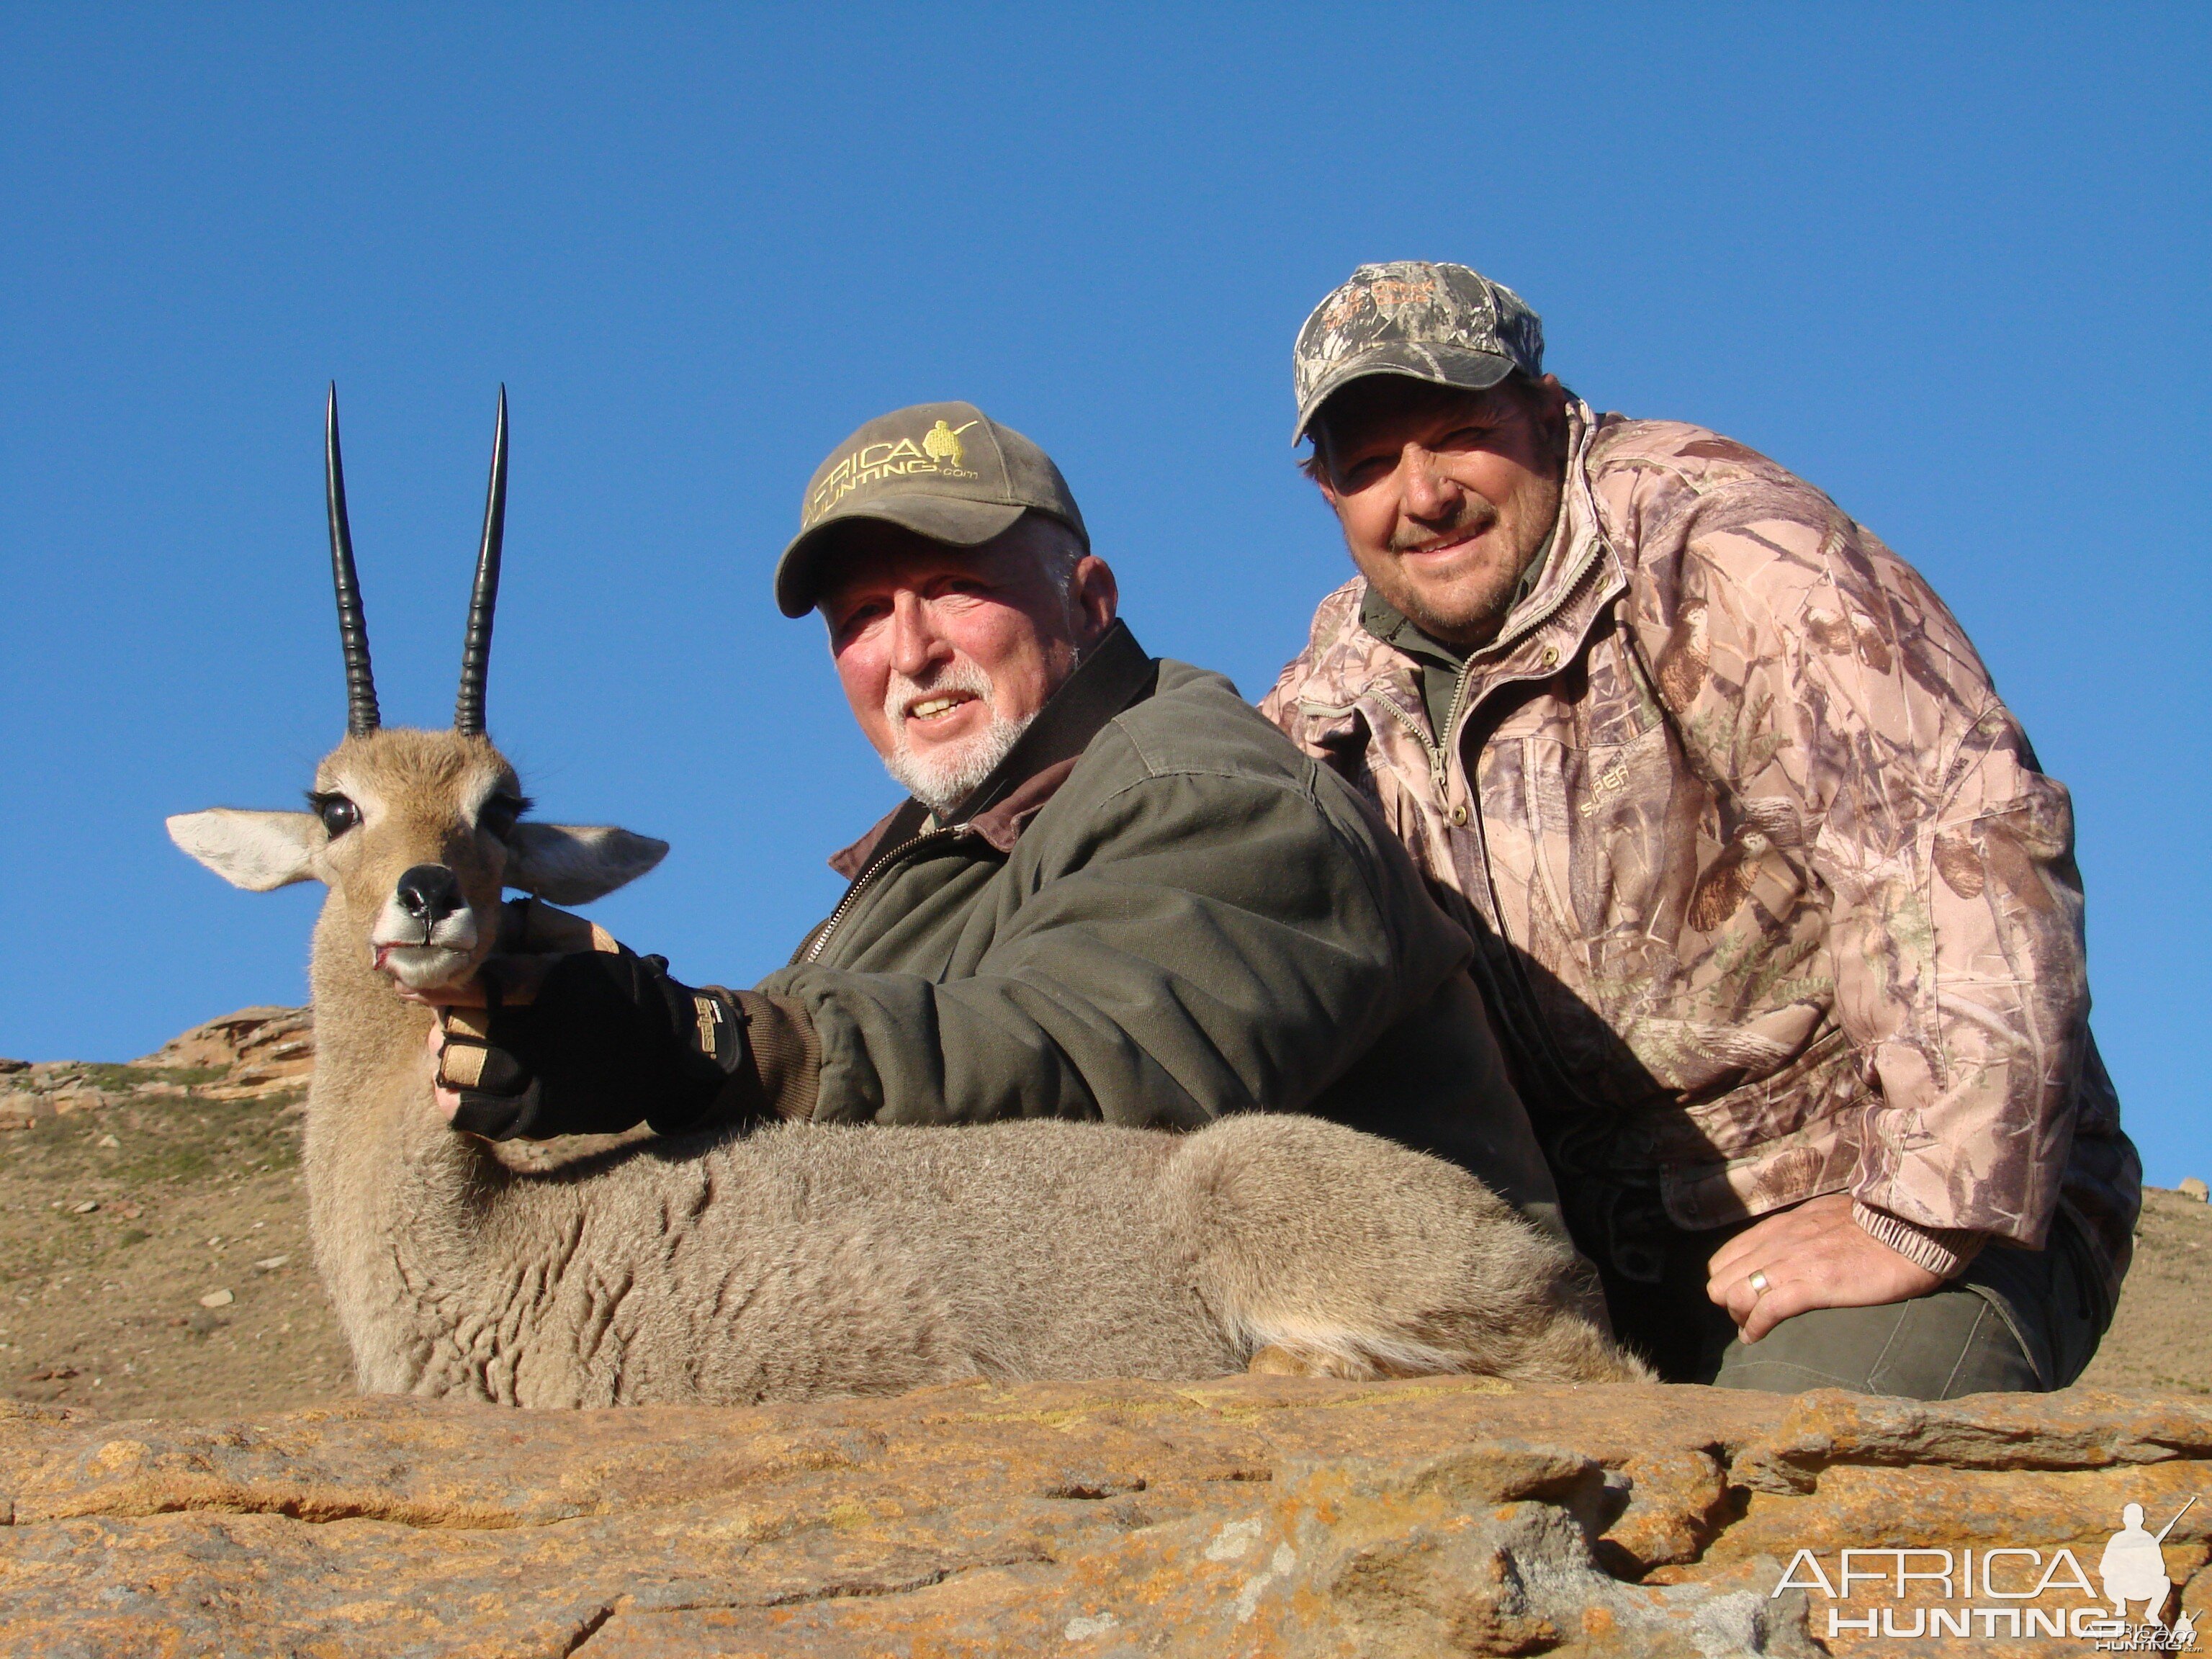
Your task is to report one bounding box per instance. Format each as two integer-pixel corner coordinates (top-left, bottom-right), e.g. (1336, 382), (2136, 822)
(1364, 548), (1609, 823)
(1367, 691), (1449, 783)
(1487, 531), (1606, 660)
(1358, 546), (1617, 1115)
(800, 825), (969, 966)
(1449, 547), (1635, 1136)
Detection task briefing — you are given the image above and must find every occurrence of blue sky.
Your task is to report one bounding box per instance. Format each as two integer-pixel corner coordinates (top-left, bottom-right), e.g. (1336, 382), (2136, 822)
(4, 6), (2206, 1183)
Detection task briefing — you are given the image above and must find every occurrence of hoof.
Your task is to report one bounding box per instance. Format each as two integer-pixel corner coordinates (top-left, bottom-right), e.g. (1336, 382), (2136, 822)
(1244, 1342), (1397, 1380)
(1246, 1344), (1308, 1377)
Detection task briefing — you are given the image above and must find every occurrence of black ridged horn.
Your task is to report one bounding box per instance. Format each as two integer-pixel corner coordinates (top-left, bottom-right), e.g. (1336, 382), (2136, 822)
(325, 384), (380, 736)
(454, 386), (507, 736)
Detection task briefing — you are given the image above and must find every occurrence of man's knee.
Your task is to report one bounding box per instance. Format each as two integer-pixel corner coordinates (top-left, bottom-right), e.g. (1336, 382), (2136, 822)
(1602, 1208), (2112, 1395)
(1712, 1287), (2041, 1398)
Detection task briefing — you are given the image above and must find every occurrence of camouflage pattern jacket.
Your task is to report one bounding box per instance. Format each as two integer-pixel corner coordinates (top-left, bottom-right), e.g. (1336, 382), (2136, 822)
(1260, 403), (2138, 1298)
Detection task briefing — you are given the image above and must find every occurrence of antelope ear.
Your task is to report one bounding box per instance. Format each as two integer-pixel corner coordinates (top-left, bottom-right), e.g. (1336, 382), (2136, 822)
(167, 810), (323, 891)
(505, 822), (669, 904)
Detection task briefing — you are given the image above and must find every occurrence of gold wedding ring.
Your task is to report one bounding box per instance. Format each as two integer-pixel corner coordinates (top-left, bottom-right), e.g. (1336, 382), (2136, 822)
(1748, 1270), (1771, 1298)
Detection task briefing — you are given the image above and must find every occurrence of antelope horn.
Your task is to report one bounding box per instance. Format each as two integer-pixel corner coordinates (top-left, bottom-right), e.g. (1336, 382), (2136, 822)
(454, 386), (507, 736)
(325, 384), (380, 736)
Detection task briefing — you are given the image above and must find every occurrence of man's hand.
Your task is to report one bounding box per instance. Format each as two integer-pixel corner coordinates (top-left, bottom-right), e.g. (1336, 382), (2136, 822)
(390, 896), (624, 1134)
(413, 945), (747, 1143)
(424, 1018), (462, 1123)
(405, 951), (561, 1128)
(1707, 1193), (1944, 1344)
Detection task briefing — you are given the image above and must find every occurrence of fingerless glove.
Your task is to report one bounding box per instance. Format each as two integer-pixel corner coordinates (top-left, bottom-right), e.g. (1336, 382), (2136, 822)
(439, 949), (752, 1141)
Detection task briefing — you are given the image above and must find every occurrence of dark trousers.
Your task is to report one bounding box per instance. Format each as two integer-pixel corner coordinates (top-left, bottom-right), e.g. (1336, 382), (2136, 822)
(1601, 1205), (2113, 1398)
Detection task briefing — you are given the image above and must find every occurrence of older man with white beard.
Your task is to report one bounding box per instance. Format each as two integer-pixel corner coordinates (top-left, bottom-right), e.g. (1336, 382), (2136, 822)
(412, 401), (1565, 1244)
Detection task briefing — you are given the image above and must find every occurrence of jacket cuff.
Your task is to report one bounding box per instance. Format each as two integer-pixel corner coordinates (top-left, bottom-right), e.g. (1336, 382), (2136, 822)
(729, 991), (821, 1122)
(1853, 1202), (1987, 1279)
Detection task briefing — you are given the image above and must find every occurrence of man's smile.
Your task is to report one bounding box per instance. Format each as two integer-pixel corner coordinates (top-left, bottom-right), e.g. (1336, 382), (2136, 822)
(1397, 531), (1481, 562)
(907, 691), (980, 723)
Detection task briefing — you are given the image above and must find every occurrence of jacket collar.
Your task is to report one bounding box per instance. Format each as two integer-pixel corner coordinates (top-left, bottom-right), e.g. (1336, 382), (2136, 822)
(827, 619), (1158, 876)
(1479, 397), (1619, 660)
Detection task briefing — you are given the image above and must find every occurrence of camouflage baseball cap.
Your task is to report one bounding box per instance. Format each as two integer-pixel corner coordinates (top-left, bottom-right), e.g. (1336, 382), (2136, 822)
(1291, 261), (1545, 443)
(774, 400), (1089, 618)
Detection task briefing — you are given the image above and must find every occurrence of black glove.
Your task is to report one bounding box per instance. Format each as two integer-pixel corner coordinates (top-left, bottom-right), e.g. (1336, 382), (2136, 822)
(438, 949), (752, 1142)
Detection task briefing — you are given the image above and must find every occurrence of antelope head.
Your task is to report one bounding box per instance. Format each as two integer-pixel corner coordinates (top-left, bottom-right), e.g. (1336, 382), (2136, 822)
(169, 387), (667, 992)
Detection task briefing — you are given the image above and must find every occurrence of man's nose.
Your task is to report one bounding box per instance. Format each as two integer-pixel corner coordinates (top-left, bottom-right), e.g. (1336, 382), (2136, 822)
(886, 590), (949, 677)
(395, 864), (463, 925)
(1398, 445), (1462, 520)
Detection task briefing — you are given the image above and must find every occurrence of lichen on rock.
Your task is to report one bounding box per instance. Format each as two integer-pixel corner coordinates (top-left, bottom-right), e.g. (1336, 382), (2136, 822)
(0, 1378), (2203, 1655)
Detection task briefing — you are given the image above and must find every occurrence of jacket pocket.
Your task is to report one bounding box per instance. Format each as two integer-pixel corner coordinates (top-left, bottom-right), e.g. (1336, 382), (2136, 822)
(1673, 1025), (1862, 1157)
(1521, 721), (1681, 944)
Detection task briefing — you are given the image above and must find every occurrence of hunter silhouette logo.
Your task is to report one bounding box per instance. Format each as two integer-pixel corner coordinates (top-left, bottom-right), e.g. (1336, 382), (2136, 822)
(2100, 1498), (2198, 1631)
(921, 418), (971, 471)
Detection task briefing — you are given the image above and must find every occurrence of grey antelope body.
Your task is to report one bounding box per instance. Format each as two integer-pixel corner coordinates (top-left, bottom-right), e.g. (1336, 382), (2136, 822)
(168, 389), (1643, 1405)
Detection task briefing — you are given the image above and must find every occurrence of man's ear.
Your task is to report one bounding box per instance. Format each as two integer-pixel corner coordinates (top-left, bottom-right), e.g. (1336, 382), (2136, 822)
(1071, 553), (1118, 644)
(506, 822), (670, 904)
(1302, 436), (1344, 510)
(1532, 372), (1570, 446)
(166, 810), (323, 891)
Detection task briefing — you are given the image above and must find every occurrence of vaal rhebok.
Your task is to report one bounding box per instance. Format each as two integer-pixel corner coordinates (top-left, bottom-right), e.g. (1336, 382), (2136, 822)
(168, 387), (1644, 1405)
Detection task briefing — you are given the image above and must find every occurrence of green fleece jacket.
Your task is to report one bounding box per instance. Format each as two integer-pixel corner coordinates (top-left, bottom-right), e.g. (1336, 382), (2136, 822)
(752, 621), (1562, 1228)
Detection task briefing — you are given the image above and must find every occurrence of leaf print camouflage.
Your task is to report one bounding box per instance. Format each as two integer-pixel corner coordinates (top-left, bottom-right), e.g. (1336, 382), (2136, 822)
(1291, 261), (1547, 443)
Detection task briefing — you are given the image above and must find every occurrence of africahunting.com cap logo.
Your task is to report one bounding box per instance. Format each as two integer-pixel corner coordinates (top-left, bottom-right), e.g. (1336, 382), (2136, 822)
(1771, 1496), (2200, 1649)
(805, 418), (981, 526)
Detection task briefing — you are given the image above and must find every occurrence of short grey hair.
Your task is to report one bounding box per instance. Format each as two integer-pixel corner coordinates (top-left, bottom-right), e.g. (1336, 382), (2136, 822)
(1023, 511), (1086, 598)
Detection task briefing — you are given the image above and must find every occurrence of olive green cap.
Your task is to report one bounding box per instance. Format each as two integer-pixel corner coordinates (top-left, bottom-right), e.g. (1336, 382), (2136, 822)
(775, 401), (1089, 618)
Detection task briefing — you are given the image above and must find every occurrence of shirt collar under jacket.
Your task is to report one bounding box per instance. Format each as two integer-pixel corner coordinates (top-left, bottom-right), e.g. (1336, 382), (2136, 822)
(1356, 503), (1563, 673)
(1357, 514), (1560, 742)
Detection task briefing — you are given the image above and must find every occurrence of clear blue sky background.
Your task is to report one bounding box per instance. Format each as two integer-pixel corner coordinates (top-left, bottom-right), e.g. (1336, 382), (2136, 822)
(4, 6), (2206, 1184)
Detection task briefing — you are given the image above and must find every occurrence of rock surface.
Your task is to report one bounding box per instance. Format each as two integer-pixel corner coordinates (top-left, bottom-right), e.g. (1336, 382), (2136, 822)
(0, 1377), (2205, 1657)
(132, 1005), (317, 1100)
(1, 1007), (313, 1132)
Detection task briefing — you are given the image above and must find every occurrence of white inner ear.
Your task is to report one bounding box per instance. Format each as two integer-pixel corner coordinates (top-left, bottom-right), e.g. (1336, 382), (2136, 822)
(506, 822), (669, 904)
(167, 810), (323, 891)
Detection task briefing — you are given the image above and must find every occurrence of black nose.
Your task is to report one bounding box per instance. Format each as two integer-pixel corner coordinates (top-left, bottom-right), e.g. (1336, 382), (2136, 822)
(395, 864), (462, 925)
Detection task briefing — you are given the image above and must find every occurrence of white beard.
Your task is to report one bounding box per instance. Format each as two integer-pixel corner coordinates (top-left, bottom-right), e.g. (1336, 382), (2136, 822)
(881, 661), (1038, 814)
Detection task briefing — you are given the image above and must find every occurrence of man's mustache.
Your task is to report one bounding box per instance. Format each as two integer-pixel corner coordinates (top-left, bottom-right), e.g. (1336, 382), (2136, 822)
(883, 660), (996, 728)
(1389, 499), (1496, 555)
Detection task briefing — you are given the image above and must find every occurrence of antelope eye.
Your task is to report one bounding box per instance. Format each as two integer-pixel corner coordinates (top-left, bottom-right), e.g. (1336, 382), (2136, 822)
(313, 794), (360, 837)
(479, 793), (526, 840)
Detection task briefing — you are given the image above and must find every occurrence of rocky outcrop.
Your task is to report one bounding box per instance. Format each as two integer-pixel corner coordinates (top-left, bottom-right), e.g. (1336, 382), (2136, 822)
(130, 1005), (315, 1100)
(0, 1007), (313, 1130)
(1, 1377), (2204, 1656)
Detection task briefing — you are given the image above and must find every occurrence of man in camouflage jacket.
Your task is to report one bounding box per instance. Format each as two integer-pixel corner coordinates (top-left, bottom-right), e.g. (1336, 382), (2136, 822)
(1262, 261), (2137, 1395)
